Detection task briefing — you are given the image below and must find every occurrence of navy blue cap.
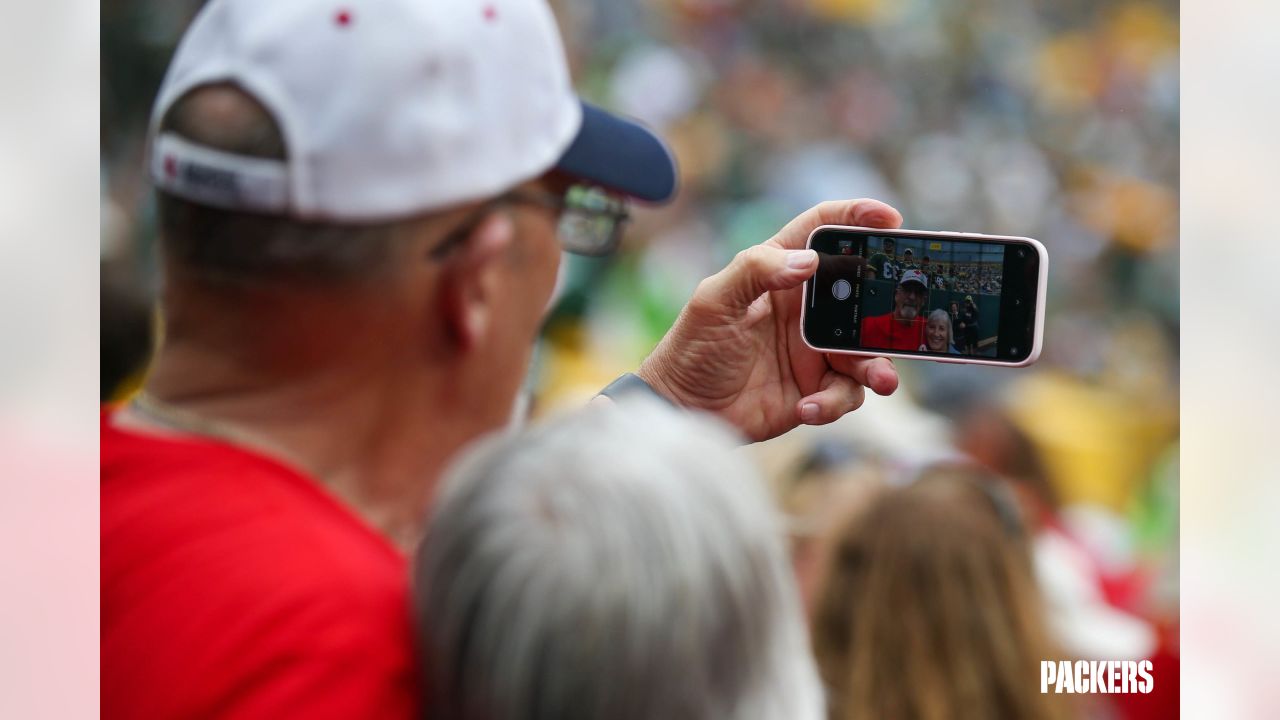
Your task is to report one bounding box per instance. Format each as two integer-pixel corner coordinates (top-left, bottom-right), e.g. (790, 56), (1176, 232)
(553, 101), (678, 204)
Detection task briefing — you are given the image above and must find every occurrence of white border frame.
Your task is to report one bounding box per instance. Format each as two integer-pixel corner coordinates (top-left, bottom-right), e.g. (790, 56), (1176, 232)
(798, 225), (1049, 368)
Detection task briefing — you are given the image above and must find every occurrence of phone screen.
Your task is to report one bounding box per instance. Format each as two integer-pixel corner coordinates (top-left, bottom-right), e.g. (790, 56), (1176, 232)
(803, 228), (1040, 362)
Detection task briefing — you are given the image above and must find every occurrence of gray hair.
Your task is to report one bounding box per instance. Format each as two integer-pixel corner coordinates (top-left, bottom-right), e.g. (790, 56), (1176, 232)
(415, 399), (824, 720)
(926, 307), (954, 350)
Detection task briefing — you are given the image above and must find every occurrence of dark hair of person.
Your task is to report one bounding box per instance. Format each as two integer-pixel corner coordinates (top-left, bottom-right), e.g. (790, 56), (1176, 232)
(156, 82), (411, 284)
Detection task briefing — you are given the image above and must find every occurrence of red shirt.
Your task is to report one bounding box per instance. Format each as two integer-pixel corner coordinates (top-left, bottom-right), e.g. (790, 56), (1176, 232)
(858, 311), (926, 351)
(101, 408), (418, 718)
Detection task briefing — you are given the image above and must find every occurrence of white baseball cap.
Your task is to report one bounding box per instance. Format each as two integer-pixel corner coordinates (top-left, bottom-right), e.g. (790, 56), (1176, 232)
(898, 269), (928, 287)
(147, 0), (677, 222)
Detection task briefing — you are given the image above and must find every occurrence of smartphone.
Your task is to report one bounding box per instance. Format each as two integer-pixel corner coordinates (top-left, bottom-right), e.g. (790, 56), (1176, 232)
(800, 225), (1047, 367)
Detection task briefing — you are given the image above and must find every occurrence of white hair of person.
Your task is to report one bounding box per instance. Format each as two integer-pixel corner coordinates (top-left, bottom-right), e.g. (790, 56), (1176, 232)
(415, 398), (825, 720)
(927, 307), (954, 351)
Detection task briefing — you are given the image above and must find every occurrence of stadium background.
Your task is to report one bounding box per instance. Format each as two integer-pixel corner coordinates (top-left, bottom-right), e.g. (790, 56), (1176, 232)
(101, 0), (1179, 713)
(858, 236), (1005, 355)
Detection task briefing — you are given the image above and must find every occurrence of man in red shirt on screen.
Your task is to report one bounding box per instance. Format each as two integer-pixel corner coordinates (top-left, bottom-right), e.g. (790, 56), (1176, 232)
(102, 0), (905, 717)
(859, 269), (929, 351)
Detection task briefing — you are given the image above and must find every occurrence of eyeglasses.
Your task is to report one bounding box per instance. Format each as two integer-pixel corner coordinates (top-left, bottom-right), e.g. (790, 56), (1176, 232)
(429, 183), (631, 260)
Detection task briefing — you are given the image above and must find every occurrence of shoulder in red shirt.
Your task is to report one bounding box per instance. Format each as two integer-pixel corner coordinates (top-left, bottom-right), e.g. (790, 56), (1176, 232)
(101, 408), (418, 719)
(858, 312), (926, 351)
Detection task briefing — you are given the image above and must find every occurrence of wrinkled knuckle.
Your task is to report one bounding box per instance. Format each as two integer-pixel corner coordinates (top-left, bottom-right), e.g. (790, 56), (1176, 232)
(689, 277), (719, 310)
(844, 199), (873, 222)
(738, 245), (771, 272)
(813, 200), (839, 215)
(693, 275), (716, 299)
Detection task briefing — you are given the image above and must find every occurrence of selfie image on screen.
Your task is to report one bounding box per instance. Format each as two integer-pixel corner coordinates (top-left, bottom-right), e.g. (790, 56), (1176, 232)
(808, 232), (1012, 358)
(862, 236), (1003, 356)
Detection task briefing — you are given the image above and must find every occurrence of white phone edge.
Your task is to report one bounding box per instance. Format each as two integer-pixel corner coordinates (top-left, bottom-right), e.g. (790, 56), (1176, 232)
(799, 225), (1048, 368)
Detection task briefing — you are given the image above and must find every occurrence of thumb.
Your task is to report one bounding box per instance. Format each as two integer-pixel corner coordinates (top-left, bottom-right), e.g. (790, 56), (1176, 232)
(696, 245), (817, 314)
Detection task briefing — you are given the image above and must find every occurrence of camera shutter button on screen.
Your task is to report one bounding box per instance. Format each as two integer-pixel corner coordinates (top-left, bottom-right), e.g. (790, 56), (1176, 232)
(832, 278), (852, 300)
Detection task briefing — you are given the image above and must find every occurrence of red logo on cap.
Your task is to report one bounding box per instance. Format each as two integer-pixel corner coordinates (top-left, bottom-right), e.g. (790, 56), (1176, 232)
(164, 155), (178, 178)
(483, 4), (497, 21)
(335, 8), (352, 26)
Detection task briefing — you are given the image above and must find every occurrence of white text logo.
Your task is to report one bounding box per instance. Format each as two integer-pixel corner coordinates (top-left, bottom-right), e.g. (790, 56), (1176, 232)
(1040, 660), (1153, 694)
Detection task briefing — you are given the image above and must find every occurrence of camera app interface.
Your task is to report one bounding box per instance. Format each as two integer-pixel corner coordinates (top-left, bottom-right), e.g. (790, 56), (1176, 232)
(807, 231), (1017, 358)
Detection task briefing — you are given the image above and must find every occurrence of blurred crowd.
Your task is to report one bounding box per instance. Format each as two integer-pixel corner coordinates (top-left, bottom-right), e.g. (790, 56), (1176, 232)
(102, 0), (1178, 716)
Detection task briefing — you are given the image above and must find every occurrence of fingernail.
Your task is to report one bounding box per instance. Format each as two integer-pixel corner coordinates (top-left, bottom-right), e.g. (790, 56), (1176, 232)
(787, 250), (816, 269)
(874, 360), (899, 394)
(801, 402), (820, 423)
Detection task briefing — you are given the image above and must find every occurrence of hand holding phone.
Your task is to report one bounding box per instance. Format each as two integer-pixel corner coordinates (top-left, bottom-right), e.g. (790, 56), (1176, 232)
(800, 225), (1047, 366)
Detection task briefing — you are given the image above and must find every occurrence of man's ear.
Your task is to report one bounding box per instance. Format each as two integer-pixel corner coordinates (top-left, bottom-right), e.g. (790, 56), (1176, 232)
(438, 211), (516, 352)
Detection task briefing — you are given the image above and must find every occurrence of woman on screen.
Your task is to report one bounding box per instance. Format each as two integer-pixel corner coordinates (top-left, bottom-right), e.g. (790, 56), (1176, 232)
(920, 309), (961, 354)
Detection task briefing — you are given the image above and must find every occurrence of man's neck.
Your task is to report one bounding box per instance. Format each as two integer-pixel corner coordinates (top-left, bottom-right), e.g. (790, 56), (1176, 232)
(119, 340), (486, 551)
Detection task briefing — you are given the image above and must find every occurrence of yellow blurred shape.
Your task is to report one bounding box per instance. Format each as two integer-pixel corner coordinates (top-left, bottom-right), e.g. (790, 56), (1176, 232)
(806, 0), (890, 24)
(1073, 166), (1178, 253)
(1034, 32), (1104, 111)
(535, 323), (629, 416)
(1034, 3), (1176, 112)
(1104, 2), (1179, 74)
(1005, 371), (1173, 512)
(668, 112), (730, 192)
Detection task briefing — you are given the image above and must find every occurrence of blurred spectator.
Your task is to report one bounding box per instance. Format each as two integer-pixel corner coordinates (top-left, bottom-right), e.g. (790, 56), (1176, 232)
(957, 294), (980, 355)
(812, 463), (1073, 720)
(415, 400), (824, 720)
(954, 401), (1060, 522)
(956, 401), (1165, 718)
(768, 434), (888, 614)
(866, 236), (898, 281)
(947, 299), (961, 337)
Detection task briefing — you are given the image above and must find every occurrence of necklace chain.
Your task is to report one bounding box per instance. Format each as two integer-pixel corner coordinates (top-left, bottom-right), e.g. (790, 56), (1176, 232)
(131, 392), (282, 457)
(129, 392), (417, 550)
